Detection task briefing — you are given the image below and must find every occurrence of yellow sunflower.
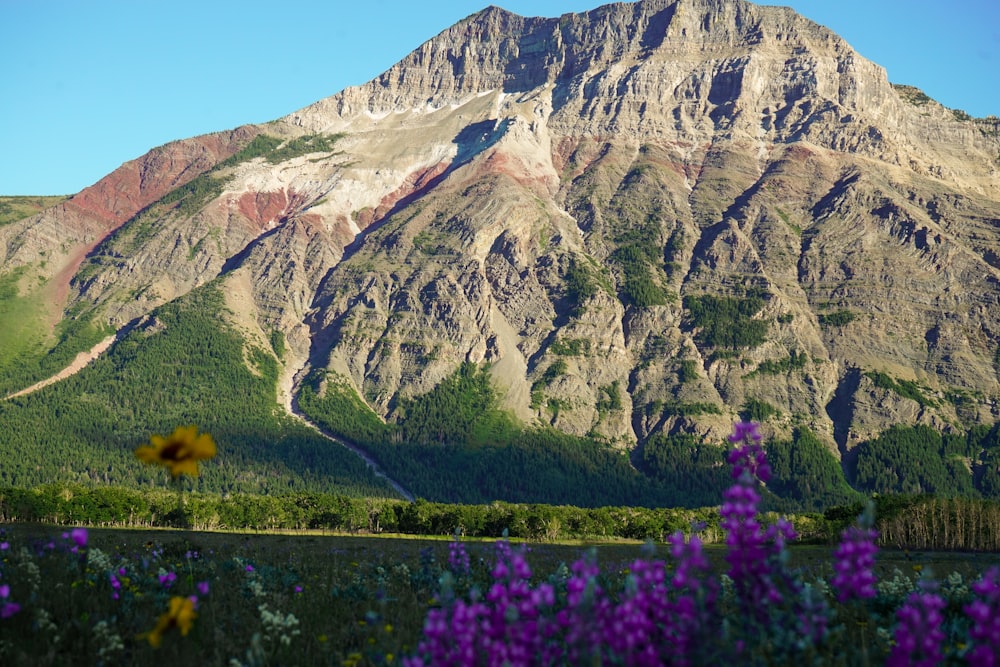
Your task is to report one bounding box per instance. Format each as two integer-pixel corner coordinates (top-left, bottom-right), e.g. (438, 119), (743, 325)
(135, 426), (216, 477)
(140, 595), (197, 648)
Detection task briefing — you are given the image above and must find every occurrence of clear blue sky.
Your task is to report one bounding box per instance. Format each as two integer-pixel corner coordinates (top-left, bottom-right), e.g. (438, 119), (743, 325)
(2, 0), (997, 195)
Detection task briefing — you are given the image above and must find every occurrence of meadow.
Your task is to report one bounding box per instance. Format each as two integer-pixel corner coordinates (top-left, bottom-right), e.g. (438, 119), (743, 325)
(2, 423), (999, 665)
(0, 522), (997, 666)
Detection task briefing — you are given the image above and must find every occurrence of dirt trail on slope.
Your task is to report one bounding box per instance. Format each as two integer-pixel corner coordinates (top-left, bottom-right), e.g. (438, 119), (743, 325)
(5, 334), (117, 399)
(284, 363), (416, 502)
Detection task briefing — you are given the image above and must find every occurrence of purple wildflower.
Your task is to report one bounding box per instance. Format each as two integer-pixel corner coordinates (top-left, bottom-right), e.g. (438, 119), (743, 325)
(729, 420), (762, 444)
(109, 573), (122, 600)
(727, 421), (771, 482)
(447, 540), (471, 577)
(831, 505), (879, 603)
(70, 528), (88, 549)
(158, 571), (177, 589)
(197, 580), (211, 596)
(556, 551), (611, 663)
(720, 422), (793, 616)
(0, 584), (19, 619)
(886, 582), (946, 667)
(964, 567), (1000, 667)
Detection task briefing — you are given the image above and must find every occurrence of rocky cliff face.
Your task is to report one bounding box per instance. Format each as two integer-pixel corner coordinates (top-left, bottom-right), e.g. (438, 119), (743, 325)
(3, 0), (999, 453)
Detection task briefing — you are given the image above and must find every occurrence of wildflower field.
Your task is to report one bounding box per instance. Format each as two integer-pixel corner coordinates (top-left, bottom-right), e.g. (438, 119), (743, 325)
(1, 423), (999, 665)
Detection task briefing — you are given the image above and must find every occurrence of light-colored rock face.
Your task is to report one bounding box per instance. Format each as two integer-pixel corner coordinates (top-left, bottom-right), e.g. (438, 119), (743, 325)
(3, 0), (999, 452)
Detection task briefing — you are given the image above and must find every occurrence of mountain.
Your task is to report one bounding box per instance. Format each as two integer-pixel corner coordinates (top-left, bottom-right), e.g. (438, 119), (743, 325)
(2, 0), (999, 507)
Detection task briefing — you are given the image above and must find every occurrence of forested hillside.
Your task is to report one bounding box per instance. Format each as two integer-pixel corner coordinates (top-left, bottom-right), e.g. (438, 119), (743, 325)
(0, 284), (393, 497)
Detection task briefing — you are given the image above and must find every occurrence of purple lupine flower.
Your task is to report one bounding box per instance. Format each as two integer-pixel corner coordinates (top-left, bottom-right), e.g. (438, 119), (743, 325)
(721, 474), (781, 608)
(964, 567), (1000, 667)
(606, 556), (673, 665)
(109, 573), (122, 600)
(727, 422), (771, 482)
(158, 571), (177, 588)
(408, 539), (562, 667)
(70, 528), (88, 549)
(0, 584), (19, 619)
(720, 424), (792, 616)
(447, 540), (471, 577)
(668, 530), (719, 661)
(0, 542), (8, 551)
(831, 507), (879, 603)
(886, 582), (946, 667)
(556, 551), (610, 663)
(729, 420), (762, 444)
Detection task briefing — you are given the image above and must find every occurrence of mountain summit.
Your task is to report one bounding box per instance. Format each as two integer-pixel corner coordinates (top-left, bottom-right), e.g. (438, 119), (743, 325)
(2, 0), (999, 498)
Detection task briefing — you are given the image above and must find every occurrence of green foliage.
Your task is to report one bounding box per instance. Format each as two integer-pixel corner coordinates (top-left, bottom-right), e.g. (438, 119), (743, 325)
(535, 358), (567, 389)
(653, 400), (722, 418)
(611, 243), (670, 307)
(549, 337), (591, 356)
(260, 133), (344, 164)
(397, 362), (515, 447)
(596, 381), (622, 413)
(297, 372), (389, 449)
(216, 133), (344, 168)
(640, 433), (730, 508)
(818, 310), (856, 327)
(765, 428), (862, 511)
(854, 424), (976, 496)
(269, 329), (286, 360)
(683, 292), (769, 349)
(865, 371), (935, 407)
(0, 267), (42, 372)
(218, 134), (284, 166)
(893, 84), (933, 106)
(0, 195), (69, 226)
(159, 172), (227, 217)
(677, 359), (699, 384)
(749, 350), (808, 376)
(740, 398), (780, 422)
(564, 255), (599, 310)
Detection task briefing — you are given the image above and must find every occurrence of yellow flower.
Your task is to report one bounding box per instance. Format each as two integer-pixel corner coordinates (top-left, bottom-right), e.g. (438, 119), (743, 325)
(140, 596), (197, 648)
(135, 426), (216, 477)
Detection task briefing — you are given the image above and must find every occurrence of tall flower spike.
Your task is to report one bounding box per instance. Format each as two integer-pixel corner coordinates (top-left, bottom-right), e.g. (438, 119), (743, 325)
(135, 425), (216, 477)
(728, 421), (762, 444)
(831, 502), (879, 603)
(886, 582), (946, 667)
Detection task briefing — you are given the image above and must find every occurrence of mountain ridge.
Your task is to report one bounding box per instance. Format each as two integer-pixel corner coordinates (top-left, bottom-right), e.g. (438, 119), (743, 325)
(1, 0), (999, 504)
